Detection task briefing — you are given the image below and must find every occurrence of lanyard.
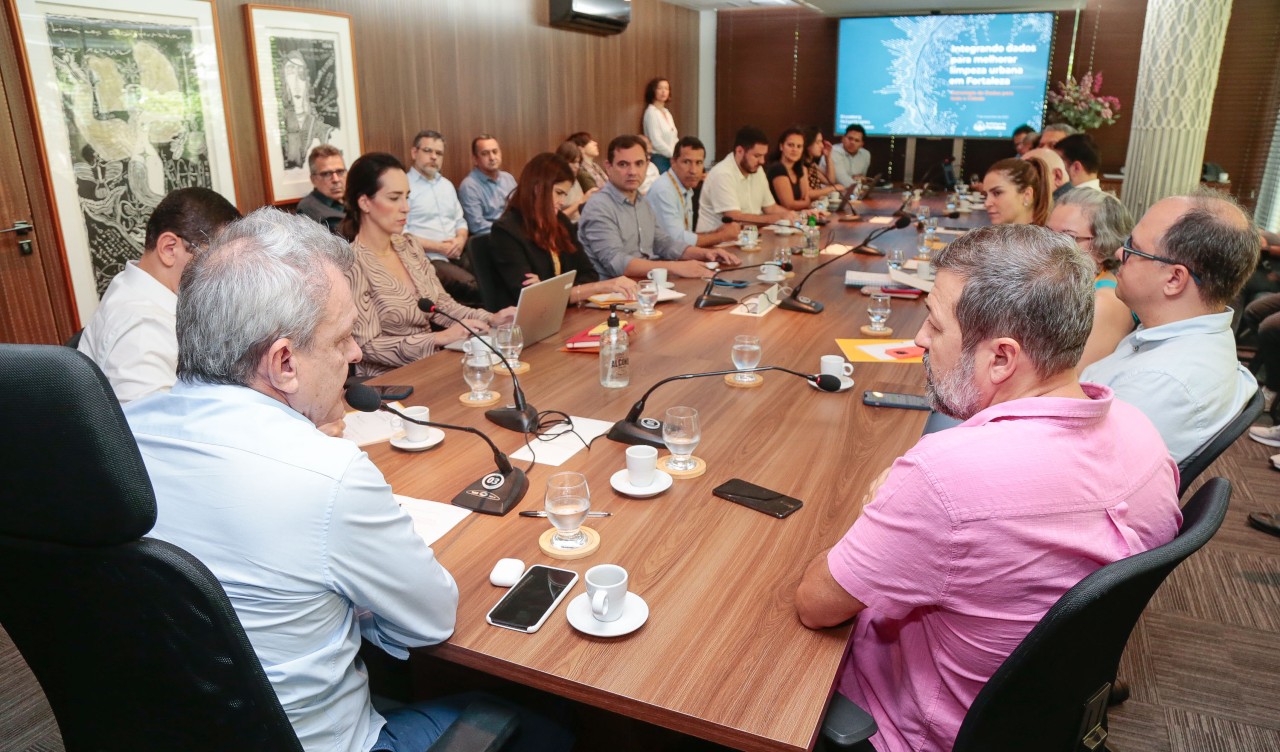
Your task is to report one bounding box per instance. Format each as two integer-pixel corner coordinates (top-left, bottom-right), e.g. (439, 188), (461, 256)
(668, 171), (689, 230)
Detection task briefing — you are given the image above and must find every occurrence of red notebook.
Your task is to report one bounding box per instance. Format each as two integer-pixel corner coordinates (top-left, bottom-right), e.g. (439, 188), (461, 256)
(563, 321), (637, 351)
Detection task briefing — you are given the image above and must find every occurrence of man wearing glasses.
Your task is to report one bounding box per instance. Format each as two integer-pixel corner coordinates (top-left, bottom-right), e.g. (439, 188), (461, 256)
(79, 187), (241, 403)
(1081, 190), (1259, 462)
(297, 144), (348, 234)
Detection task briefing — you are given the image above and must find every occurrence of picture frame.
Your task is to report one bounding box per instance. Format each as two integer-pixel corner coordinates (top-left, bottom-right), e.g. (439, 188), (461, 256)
(10, 0), (238, 322)
(244, 5), (361, 205)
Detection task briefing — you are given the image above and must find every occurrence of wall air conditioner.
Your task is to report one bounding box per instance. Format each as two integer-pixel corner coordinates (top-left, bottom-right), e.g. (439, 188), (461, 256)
(550, 0), (631, 36)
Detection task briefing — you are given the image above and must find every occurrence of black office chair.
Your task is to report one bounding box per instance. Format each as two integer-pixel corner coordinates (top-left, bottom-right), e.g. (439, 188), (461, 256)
(1177, 389), (1263, 496)
(0, 344), (514, 752)
(467, 233), (505, 312)
(64, 328), (83, 349)
(821, 477), (1231, 752)
(920, 410), (961, 435)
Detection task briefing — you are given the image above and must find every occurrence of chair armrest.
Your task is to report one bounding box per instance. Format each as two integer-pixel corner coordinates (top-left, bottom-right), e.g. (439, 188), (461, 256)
(821, 692), (878, 749)
(426, 701), (518, 752)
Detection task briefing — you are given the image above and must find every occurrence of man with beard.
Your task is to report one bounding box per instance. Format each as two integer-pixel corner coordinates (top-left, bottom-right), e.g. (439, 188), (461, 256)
(404, 129), (481, 306)
(793, 224), (1181, 752)
(696, 126), (793, 231)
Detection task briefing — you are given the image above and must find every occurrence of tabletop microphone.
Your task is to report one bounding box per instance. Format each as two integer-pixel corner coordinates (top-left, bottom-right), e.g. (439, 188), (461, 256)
(778, 215), (912, 315)
(607, 366), (841, 447)
(694, 260), (794, 309)
(345, 383), (528, 515)
(417, 298), (538, 433)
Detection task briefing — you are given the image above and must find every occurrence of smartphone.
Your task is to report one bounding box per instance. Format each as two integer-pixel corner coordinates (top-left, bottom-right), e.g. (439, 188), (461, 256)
(862, 390), (931, 411)
(371, 385), (414, 401)
(712, 479), (803, 519)
(485, 565), (578, 633)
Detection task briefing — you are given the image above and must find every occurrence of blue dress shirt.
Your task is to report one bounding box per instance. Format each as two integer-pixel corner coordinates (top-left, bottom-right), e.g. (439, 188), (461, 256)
(578, 181), (688, 278)
(645, 170), (698, 248)
(406, 169), (467, 260)
(457, 168), (516, 235)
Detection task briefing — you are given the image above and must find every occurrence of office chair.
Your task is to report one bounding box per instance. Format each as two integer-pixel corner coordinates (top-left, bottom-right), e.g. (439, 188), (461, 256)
(0, 344), (514, 752)
(920, 410), (961, 435)
(1177, 389), (1263, 496)
(64, 328), (83, 349)
(466, 233), (505, 312)
(821, 477), (1231, 752)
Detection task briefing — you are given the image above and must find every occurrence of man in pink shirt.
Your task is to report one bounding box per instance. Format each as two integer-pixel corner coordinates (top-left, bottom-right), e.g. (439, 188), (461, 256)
(795, 224), (1182, 752)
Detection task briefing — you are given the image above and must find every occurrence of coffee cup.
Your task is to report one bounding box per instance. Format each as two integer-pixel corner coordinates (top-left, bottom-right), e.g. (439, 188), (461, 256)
(625, 445), (658, 487)
(820, 355), (854, 379)
(918, 260), (936, 281)
(761, 264), (785, 281)
(400, 405), (431, 442)
(586, 564), (629, 623)
(647, 268), (668, 286)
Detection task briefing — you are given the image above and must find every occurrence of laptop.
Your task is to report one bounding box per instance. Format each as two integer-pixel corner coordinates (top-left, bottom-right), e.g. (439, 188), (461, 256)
(443, 269), (577, 352)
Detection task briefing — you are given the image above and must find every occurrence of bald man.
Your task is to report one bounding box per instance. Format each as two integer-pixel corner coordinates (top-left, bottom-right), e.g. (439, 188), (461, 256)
(1023, 147), (1072, 202)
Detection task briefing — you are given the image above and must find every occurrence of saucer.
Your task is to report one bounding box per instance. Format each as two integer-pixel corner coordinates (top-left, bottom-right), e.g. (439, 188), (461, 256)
(659, 281), (675, 289)
(566, 592), (649, 637)
(757, 274), (787, 283)
(609, 468), (673, 498)
(771, 226), (799, 235)
(390, 427), (446, 451)
(811, 375), (855, 393)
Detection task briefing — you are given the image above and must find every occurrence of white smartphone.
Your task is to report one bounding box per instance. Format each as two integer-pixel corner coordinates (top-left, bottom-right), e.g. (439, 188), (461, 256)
(485, 565), (578, 633)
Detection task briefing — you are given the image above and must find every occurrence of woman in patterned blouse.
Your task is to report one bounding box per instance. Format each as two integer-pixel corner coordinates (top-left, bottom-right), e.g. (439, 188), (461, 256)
(341, 152), (515, 377)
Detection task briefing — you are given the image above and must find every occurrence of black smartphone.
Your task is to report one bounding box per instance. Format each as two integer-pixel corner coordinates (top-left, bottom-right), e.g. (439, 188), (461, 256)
(485, 565), (578, 633)
(712, 479), (803, 519)
(371, 385), (414, 401)
(862, 390), (931, 411)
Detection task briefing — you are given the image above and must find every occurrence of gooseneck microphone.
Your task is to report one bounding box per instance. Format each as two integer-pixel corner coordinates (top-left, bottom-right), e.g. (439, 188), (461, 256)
(778, 215), (912, 315)
(345, 383), (528, 515)
(694, 260), (795, 309)
(607, 366), (842, 447)
(417, 298), (539, 433)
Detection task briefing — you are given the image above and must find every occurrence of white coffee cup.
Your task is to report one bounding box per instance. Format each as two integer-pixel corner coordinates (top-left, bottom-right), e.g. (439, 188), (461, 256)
(400, 405), (431, 442)
(918, 260), (936, 281)
(820, 355), (854, 379)
(463, 336), (494, 357)
(625, 445), (658, 487)
(647, 268), (668, 286)
(586, 564), (629, 623)
(761, 264), (785, 281)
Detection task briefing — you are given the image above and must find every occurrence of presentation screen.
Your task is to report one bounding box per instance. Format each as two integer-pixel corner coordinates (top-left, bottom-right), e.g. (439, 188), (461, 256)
(836, 13), (1055, 139)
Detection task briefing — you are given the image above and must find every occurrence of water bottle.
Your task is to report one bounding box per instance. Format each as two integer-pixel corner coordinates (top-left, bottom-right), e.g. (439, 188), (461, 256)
(802, 214), (820, 257)
(599, 305), (630, 388)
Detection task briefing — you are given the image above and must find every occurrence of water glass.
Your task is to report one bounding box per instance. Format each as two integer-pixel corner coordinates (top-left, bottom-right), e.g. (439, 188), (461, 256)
(637, 280), (659, 315)
(545, 472), (590, 549)
(867, 293), (891, 333)
(915, 204), (931, 225)
(731, 335), (762, 382)
(462, 352), (495, 400)
(662, 407), (701, 472)
(493, 323), (524, 364)
(945, 195), (958, 214)
(887, 247), (905, 270)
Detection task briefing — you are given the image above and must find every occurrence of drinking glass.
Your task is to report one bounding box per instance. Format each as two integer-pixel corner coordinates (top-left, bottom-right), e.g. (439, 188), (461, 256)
(637, 280), (659, 315)
(544, 472), (590, 549)
(945, 195), (958, 214)
(662, 407), (701, 472)
(915, 204), (931, 225)
(462, 352), (495, 400)
(887, 247), (905, 270)
(731, 335), (762, 382)
(867, 293), (892, 333)
(493, 323), (524, 365)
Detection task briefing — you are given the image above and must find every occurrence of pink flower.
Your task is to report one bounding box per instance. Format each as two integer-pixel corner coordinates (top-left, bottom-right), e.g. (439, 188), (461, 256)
(1093, 72), (1104, 93)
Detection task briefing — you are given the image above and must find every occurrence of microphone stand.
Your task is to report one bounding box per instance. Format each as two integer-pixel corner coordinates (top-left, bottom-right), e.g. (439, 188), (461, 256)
(607, 366), (841, 447)
(417, 299), (539, 433)
(778, 217), (912, 315)
(694, 260), (794, 309)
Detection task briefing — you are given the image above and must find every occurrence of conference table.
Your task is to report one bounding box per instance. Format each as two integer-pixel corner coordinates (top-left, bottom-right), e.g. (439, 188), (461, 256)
(363, 195), (988, 752)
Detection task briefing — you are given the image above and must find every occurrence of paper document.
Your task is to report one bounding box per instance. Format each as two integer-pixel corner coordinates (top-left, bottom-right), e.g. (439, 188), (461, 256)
(888, 267), (934, 293)
(394, 494), (470, 547)
(845, 271), (894, 287)
(342, 402), (405, 447)
(821, 243), (853, 256)
(589, 287), (685, 304)
(867, 216), (893, 225)
(510, 416), (613, 466)
(836, 339), (925, 363)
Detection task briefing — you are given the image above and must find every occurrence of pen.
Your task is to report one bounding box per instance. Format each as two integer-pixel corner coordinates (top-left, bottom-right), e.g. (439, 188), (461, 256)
(581, 302), (636, 312)
(518, 510), (612, 518)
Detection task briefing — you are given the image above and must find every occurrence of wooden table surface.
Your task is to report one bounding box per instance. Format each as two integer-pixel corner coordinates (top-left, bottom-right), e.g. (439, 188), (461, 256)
(364, 196), (987, 752)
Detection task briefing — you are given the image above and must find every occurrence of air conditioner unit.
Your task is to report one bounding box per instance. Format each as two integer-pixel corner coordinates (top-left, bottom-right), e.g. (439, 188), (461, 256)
(550, 0), (630, 36)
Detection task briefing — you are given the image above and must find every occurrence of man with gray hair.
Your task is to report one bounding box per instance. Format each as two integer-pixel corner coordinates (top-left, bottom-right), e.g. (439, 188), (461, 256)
(1082, 190), (1259, 463)
(795, 224), (1180, 752)
(1037, 122), (1077, 150)
(123, 208), (465, 752)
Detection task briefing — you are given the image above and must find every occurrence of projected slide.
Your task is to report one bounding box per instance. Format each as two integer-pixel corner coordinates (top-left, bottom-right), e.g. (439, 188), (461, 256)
(836, 14), (1054, 139)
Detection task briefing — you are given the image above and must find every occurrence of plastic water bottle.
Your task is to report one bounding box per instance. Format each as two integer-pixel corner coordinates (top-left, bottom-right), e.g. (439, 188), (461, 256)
(599, 306), (630, 388)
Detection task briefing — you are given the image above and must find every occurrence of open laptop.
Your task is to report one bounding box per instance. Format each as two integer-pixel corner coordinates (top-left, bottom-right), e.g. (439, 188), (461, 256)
(443, 269), (576, 352)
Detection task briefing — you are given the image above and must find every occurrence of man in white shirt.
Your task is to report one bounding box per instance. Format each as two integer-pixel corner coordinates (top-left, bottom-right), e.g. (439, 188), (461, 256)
(646, 136), (740, 248)
(1054, 133), (1103, 191)
(1082, 190), (1259, 463)
(404, 129), (481, 307)
(696, 126), (791, 232)
(78, 187), (240, 403)
(829, 124), (871, 188)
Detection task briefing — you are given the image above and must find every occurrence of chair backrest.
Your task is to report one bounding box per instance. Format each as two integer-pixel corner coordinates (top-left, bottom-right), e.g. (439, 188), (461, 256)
(951, 477), (1231, 752)
(467, 233), (504, 312)
(1178, 389), (1263, 496)
(0, 344), (302, 752)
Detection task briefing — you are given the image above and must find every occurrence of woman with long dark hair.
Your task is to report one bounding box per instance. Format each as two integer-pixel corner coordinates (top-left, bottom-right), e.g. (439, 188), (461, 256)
(490, 153), (637, 309)
(765, 127), (817, 211)
(982, 157), (1053, 226)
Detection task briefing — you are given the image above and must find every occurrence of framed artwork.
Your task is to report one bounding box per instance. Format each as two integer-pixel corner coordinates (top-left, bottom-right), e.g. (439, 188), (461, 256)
(244, 5), (361, 205)
(11, 0), (238, 322)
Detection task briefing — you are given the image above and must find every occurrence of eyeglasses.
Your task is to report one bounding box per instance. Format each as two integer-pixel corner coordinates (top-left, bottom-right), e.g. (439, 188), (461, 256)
(1056, 230), (1094, 246)
(180, 236), (208, 255)
(313, 168), (346, 180)
(1120, 235), (1202, 286)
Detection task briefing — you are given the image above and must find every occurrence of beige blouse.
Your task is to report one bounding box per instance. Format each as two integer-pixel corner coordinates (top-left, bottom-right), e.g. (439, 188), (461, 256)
(347, 233), (494, 377)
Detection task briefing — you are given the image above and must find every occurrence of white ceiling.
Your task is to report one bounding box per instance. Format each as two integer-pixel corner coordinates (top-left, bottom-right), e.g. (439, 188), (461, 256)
(663, 0), (1082, 15)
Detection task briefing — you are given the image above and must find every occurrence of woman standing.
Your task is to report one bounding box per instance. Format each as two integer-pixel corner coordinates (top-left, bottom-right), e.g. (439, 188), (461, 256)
(342, 152), (513, 377)
(643, 77), (678, 174)
(765, 128), (816, 211)
(982, 157), (1052, 226)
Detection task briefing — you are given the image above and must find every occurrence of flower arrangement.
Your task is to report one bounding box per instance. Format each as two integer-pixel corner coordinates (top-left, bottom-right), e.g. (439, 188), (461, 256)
(1047, 71), (1122, 131)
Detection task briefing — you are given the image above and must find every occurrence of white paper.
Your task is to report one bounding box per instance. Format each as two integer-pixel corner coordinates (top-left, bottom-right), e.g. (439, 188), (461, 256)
(889, 267), (934, 293)
(821, 243), (853, 256)
(590, 287), (685, 303)
(867, 216), (893, 225)
(844, 271), (894, 287)
(856, 340), (921, 362)
(394, 494), (470, 547)
(509, 416), (614, 466)
(342, 401), (406, 447)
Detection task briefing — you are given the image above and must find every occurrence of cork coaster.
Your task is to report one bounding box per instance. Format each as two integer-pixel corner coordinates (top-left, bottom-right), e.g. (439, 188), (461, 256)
(539, 526), (601, 559)
(458, 391), (502, 407)
(724, 373), (764, 388)
(659, 455), (706, 479)
(632, 310), (663, 320)
(859, 325), (895, 338)
(496, 361), (530, 376)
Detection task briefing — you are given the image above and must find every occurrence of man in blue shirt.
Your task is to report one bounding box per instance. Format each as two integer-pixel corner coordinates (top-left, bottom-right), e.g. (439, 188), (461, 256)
(405, 129), (482, 307)
(457, 134), (517, 236)
(646, 136), (741, 250)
